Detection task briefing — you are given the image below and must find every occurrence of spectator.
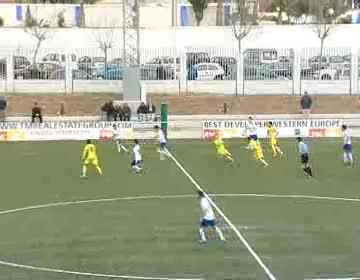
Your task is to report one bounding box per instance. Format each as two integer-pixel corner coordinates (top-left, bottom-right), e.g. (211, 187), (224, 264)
(0, 96), (7, 121)
(137, 102), (149, 122)
(32, 102), (43, 123)
(147, 101), (156, 114)
(114, 105), (123, 121)
(122, 103), (132, 121)
(101, 100), (115, 121)
(58, 102), (65, 116)
(300, 91), (312, 118)
(147, 101), (156, 121)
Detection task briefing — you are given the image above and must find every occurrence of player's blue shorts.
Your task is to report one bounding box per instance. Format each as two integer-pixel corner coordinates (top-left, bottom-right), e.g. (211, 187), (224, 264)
(131, 160), (143, 167)
(344, 144), (352, 152)
(250, 134), (258, 141)
(200, 219), (216, 228)
(160, 142), (167, 150)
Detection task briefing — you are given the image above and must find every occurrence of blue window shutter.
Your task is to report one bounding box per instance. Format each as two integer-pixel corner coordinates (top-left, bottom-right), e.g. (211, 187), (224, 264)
(75, 6), (81, 27)
(16, 5), (23, 21)
(180, 6), (189, 26)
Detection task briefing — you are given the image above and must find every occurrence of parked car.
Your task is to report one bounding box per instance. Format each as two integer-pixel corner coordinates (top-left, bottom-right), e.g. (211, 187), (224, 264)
(147, 56), (180, 79)
(78, 56), (105, 75)
(244, 65), (289, 80)
(140, 65), (160, 80)
(50, 69), (93, 80)
(244, 48), (279, 65)
(307, 55), (348, 71)
(14, 56), (31, 70)
(312, 67), (350, 80)
(42, 53), (77, 70)
(187, 63), (225, 80)
(14, 65), (40, 80)
(210, 56), (237, 79)
(186, 52), (210, 69)
(95, 64), (124, 80)
(95, 63), (169, 81)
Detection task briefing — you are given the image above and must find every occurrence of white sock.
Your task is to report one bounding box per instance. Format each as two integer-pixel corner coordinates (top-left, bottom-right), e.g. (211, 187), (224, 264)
(214, 226), (225, 241)
(116, 142), (121, 152)
(199, 228), (206, 242)
(121, 145), (128, 152)
(349, 153), (354, 165)
(343, 152), (347, 163)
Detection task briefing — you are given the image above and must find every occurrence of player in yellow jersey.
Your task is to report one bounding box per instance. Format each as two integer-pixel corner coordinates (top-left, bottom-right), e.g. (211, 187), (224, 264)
(248, 136), (269, 167)
(81, 140), (103, 178)
(213, 135), (234, 162)
(266, 121), (283, 157)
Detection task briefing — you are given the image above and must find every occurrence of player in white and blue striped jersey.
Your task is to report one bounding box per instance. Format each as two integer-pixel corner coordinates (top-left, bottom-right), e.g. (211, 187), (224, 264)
(297, 137), (313, 178)
(342, 125), (353, 167)
(198, 191), (225, 244)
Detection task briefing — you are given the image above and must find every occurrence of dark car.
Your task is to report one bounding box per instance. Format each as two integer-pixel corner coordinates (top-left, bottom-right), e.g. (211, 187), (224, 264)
(186, 52), (210, 69)
(141, 64), (169, 80)
(211, 56), (237, 79)
(14, 63), (63, 80)
(78, 56), (92, 72)
(14, 65), (41, 80)
(14, 56), (31, 70)
(78, 56), (105, 75)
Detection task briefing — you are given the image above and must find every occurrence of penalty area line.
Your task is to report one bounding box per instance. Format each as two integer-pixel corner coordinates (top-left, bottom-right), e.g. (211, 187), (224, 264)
(165, 148), (277, 280)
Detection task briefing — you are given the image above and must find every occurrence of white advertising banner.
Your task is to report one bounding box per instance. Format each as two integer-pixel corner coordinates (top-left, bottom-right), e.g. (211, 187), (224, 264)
(203, 119), (343, 139)
(0, 121), (134, 141)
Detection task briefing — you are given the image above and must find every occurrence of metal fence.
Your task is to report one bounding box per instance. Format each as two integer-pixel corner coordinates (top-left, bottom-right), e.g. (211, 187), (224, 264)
(0, 47), (359, 95)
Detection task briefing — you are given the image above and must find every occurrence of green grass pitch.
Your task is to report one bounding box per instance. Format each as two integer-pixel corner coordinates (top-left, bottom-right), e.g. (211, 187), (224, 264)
(0, 139), (359, 280)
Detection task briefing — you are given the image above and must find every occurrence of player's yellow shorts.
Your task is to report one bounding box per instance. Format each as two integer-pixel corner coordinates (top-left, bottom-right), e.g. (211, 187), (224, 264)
(255, 151), (264, 161)
(217, 148), (230, 157)
(84, 157), (99, 166)
(270, 138), (277, 146)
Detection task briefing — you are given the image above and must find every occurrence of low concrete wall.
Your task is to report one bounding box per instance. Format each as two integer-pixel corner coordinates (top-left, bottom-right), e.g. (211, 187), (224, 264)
(2, 80), (356, 96)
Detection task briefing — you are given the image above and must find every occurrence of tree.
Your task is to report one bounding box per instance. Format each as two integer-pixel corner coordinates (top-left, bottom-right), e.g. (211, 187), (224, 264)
(268, 0), (310, 24)
(24, 7), (53, 67)
(188, 0), (208, 26)
(57, 11), (65, 27)
(269, 0), (288, 24)
(287, 0), (310, 23)
(232, 0), (258, 94)
(310, 0), (346, 74)
(216, 0), (224, 26)
(93, 21), (116, 73)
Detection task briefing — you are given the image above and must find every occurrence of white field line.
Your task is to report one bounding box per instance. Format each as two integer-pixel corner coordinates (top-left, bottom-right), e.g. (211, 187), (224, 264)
(164, 149), (277, 280)
(0, 260), (203, 280)
(1, 193), (360, 217)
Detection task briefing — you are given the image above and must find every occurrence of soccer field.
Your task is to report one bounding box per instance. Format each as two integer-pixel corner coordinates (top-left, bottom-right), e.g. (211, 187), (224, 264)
(0, 139), (359, 280)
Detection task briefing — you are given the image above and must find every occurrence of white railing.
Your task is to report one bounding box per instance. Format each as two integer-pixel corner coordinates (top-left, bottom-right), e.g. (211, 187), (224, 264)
(0, 47), (359, 95)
